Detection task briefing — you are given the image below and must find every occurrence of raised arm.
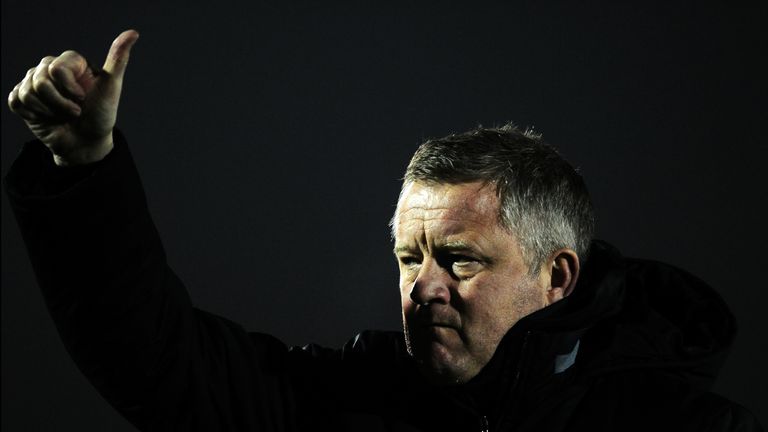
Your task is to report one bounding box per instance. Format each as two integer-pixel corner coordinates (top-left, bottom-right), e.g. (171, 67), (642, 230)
(4, 31), (328, 431)
(8, 29), (138, 166)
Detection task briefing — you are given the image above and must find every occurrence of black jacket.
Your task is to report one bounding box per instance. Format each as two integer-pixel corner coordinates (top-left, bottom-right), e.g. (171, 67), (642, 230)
(5, 131), (763, 432)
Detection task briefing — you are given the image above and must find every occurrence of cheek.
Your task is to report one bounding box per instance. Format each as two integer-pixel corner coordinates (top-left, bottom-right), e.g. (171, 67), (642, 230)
(399, 281), (414, 310)
(462, 276), (539, 327)
(398, 266), (416, 290)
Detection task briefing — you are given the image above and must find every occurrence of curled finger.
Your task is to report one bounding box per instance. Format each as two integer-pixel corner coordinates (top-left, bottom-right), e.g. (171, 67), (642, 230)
(18, 71), (55, 118)
(8, 83), (21, 111)
(49, 50), (87, 100)
(32, 58), (81, 116)
(8, 85), (40, 121)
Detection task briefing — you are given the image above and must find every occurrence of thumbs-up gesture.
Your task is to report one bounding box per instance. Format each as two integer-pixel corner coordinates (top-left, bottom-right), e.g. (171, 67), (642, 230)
(8, 30), (139, 166)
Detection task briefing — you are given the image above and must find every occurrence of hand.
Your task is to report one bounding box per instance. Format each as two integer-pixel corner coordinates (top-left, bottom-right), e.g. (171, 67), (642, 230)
(7, 30), (139, 166)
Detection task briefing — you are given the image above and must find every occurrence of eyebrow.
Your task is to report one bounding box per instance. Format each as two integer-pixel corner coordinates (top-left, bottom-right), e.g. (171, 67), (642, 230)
(393, 245), (414, 255)
(392, 241), (478, 255)
(439, 241), (477, 252)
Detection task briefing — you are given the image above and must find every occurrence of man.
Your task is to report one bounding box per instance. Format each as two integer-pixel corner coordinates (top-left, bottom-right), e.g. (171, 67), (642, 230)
(5, 30), (762, 431)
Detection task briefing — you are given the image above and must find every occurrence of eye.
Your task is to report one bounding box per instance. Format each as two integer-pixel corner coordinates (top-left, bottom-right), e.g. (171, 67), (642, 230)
(447, 255), (481, 275)
(450, 255), (475, 264)
(451, 255), (477, 266)
(397, 255), (422, 267)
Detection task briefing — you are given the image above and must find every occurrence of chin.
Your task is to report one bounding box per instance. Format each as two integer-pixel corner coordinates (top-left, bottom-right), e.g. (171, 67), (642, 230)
(404, 323), (481, 385)
(417, 363), (467, 386)
(411, 342), (477, 386)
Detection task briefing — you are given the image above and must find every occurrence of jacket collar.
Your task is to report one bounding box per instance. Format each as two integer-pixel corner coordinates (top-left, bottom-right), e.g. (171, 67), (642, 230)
(444, 240), (627, 425)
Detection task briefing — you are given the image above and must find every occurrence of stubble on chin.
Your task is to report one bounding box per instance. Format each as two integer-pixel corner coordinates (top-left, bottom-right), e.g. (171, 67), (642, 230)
(403, 323), (476, 385)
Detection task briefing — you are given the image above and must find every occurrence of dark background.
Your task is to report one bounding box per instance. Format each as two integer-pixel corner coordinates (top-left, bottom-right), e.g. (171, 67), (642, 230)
(2, 1), (766, 430)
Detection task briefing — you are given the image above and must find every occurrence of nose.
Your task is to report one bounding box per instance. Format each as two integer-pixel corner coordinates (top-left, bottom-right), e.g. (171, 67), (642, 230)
(409, 258), (452, 306)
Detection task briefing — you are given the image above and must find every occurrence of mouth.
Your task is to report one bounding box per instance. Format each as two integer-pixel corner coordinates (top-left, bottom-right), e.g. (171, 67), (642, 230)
(417, 322), (460, 339)
(410, 310), (458, 331)
(424, 323), (454, 329)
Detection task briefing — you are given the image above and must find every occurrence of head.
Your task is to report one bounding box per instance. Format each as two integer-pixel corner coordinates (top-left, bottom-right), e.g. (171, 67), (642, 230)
(391, 123), (594, 385)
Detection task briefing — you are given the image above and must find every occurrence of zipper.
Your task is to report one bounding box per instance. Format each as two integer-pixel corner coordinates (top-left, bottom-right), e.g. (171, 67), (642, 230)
(512, 331), (531, 388)
(479, 414), (489, 432)
(492, 330), (532, 431)
(470, 330), (533, 432)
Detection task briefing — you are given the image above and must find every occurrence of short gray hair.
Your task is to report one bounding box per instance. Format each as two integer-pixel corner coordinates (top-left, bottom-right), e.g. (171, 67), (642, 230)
(392, 123), (595, 275)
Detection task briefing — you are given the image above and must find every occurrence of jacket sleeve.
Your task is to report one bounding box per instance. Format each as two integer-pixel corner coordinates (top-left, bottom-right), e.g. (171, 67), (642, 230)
(3, 131), (315, 432)
(705, 401), (765, 432)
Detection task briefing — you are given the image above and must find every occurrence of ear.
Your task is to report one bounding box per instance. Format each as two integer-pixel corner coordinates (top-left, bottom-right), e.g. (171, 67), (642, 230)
(545, 248), (580, 304)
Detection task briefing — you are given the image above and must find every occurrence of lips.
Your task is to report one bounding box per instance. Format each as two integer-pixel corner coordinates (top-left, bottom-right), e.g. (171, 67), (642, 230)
(412, 319), (460, 346)
(423, 322), (454, 329)
(411, 308), (459, 330)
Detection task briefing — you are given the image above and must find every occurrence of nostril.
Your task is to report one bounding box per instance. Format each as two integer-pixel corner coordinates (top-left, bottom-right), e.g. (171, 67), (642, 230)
(409, 281), (421, 304)
(410, 277), (450, 306)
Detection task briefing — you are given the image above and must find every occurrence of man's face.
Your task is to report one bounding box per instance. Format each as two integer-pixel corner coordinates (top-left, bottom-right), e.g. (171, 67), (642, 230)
(393, 181), (549, 385)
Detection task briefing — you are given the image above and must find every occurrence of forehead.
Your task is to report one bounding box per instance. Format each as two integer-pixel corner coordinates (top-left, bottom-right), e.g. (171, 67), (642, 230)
(394, 181), (502, 239)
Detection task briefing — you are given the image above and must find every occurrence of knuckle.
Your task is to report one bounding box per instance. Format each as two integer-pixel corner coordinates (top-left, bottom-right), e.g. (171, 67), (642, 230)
(32, 66), (50, 85)
(32, 78), (54, 95)
(8, 96), (22, 112)
(8, 91), (17, 107)
(48, 61), (66, 77)
(60, 49), (82, 59)
(39, 55), (55, 65)
(31, 74), (46, 92)
(32, 65), (44, 79)
(50, 53), (84, 79)
(17, 86), (30, 102)
(49, 62), (73, 80)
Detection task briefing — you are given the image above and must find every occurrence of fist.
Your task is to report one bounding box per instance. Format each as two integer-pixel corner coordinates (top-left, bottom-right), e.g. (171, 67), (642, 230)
(7, 30), (139, 166)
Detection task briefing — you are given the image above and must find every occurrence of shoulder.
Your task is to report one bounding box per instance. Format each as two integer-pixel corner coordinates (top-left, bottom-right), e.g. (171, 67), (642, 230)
(341, 330), (407, 357)
(278, 330), (407, 363)
(571, 370), (763, 431)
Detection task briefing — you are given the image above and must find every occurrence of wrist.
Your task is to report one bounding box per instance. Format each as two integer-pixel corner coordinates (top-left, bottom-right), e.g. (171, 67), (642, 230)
(52, 133), (114, 167)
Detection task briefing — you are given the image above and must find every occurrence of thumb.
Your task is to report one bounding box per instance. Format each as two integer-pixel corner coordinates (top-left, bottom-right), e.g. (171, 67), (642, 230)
(101, 29), (140, 79)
